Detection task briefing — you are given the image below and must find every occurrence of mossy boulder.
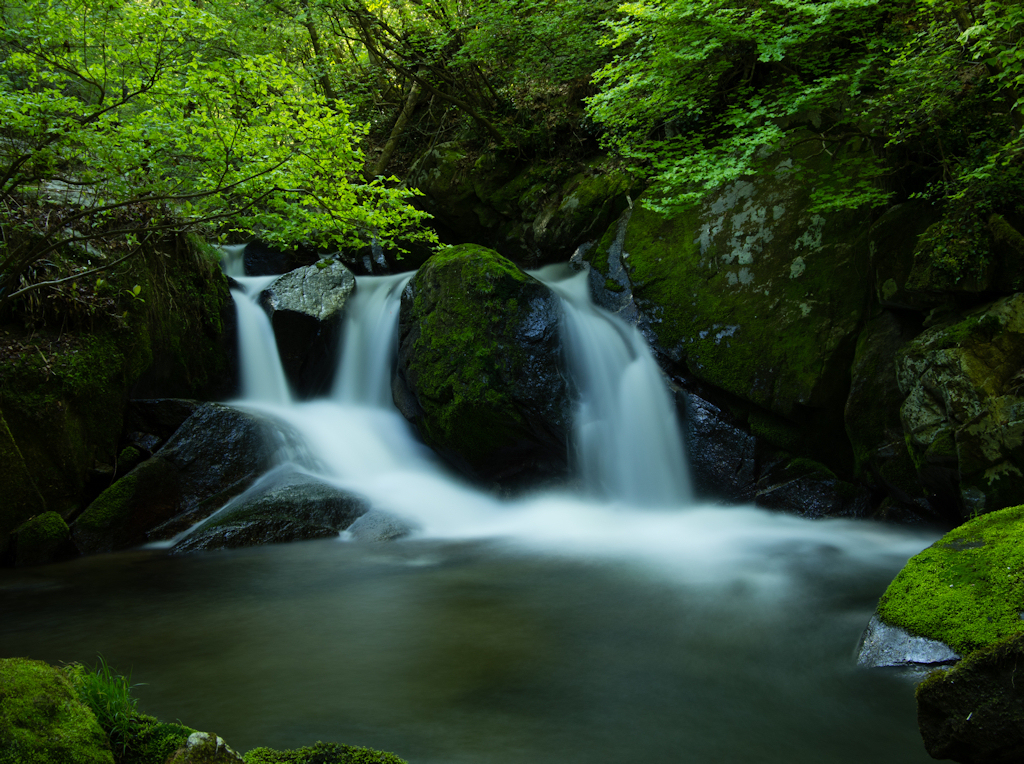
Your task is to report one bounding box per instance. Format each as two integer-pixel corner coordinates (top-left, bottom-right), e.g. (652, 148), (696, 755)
(244, 741), (408, 764)
(916, 633), (1024, 764)
(10, 511), (74, 567)
(72, 403), (298, 554)
(584, 168), (872, 454)
(896, 294), (1024, 518)
(0, 657), (114, 764)
(0, 407), (46, 559)
(166, 731), (244, 764)
(394, 244), (571, 486)
(876, 504), (1024, 655)
(258, 261), (356, 396)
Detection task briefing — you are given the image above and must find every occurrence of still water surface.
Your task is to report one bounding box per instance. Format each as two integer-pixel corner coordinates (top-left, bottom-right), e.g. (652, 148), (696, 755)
(0, 533), (934, 764)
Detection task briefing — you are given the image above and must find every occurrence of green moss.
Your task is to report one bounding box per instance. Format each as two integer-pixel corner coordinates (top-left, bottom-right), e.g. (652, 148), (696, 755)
(406, 244), (542, 460)
(877, 504), (1024, 653)
(13, 511), (70, 566)
(76, 471), (140, 533)
(748, 409), (804, 453)
(245, 741), (408, 764)
(0, 658), (114, 764)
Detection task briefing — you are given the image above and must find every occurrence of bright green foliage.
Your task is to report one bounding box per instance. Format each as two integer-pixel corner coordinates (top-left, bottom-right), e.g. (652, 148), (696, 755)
(877, 504), (1024, 653)
(0, 0), (433, 310)
(70, 657), (142, 757)
(587, 0), (1024, 223)
(245, 741), (408, 764)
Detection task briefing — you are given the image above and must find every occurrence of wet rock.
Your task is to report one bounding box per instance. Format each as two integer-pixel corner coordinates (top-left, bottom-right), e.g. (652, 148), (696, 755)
(167, 732), (244, 764)
(844, 310), (933, 518)
(125, 399), (201, 443)
(242, 240), (315, 276)
(680, 390), (756, 503)
(896, 294), (1024, 517)
(394, 244), (572, 488)
(856, 615), (960, 669)
(345, 510), (415, 542)
(0, 658), (114, 764)
(72, 404), (301, 554)
(916, 633), (1024, 764)
(259, 261), (356, 397)
(754, 456), (871, 519)
(172, 470), (368, 553)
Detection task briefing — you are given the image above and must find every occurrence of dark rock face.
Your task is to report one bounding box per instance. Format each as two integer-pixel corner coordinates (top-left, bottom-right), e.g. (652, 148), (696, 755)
(71, 404), (299, 554)
(258, 261), (356, 396)
(172, 470), (368, 553)
(754, 455), (871, 519)
(394, 244), (572, 487)
(896, 294), (1024, 518)
(680, 390), (756, 503)
(242, 240), (316, 276)
(917, 634), (1024, 764)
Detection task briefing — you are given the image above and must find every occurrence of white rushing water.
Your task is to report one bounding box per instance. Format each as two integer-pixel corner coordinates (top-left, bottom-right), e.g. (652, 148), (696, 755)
(222, 262), (936, 595)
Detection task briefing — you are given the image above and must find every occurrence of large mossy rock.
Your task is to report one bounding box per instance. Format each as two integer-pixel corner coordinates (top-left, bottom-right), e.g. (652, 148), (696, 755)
(394, 244), (571, 486)
(245, 741), (408, 764)
(172, 470), (368, 553)
(585, 176), (872, 422)
(0, 236), (234, 555)
(71, 403), (296, 554)
(916, 633), (1024, 764)
(258, 261), (356, 396)
(896, 294), (1024, 518)
(0, 658), (114, 764)
(875, 504), (1024, 655)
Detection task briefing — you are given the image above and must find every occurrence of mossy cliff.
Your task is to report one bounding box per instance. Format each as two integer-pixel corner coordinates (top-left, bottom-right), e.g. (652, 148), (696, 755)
(394, 243), (571, 486)
(0, 234), (233, 559)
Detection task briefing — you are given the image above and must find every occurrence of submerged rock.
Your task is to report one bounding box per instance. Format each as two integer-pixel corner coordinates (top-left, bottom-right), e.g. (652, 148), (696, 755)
(0, 658), (113, 764)
(259, 261), (356, 396)
(172, 470), (368, 553)
(394, 244), (572, 487)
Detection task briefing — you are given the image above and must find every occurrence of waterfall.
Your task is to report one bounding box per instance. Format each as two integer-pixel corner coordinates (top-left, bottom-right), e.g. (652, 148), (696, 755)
(534, 265), (691, 505)
(232, 275), (292, 405)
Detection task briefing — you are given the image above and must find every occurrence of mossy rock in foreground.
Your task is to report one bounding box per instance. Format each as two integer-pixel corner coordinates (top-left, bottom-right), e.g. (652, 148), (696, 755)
(245, 741), (408, 764)
(916, 633), (1024, 764)
(0, 657), (114, 764)
(877, 504), (1024, 654)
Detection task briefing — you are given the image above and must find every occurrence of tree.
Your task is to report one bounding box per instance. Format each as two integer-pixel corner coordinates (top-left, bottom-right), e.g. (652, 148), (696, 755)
(0, 0), (434, 312)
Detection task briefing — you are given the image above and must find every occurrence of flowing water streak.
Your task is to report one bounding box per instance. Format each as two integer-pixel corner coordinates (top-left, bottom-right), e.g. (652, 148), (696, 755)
(232, 275), (292, 405)
(534, 264), (691, 505)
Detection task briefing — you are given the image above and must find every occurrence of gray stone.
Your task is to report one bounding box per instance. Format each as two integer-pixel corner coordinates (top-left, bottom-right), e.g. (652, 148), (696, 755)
(346, 510), (416, 542)
(856, 615), (960, 669)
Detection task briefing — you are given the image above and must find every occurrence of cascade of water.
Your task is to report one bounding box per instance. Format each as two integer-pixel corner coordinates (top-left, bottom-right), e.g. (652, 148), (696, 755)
(332, 273), (413, 406)
(535, 265), (691, 505)
(232, 275), (292, 405)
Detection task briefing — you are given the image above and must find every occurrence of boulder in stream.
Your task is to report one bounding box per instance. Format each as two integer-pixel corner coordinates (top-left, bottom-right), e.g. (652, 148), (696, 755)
(172, 469), (369, 553)
(394, 244), (572, 488)
(258, 260), (356, 396)
(71, 403), (302, 554)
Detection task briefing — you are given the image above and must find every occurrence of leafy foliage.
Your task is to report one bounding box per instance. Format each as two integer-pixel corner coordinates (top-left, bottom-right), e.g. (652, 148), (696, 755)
(70, 656), (142, 757)
(0, 0), (433, 313)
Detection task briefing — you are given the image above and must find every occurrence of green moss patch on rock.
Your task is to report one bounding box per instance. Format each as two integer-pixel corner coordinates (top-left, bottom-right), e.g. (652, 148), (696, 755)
(11, 511), (72, 567)
(896, 293), (1024, 517)
(245, 741), (408, 764)
(877, 504), (1024, 654)
(587, 168), (872, 424)
(0, 657), (114, 764)
(394, 243), (571, 485)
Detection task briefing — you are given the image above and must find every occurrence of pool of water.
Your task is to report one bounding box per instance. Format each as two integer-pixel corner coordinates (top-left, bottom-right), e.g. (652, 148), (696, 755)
(0, 532), (934, 763)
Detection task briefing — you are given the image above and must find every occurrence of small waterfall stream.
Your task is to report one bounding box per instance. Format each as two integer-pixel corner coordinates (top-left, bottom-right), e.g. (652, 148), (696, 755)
(0, 255), (943, 764)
